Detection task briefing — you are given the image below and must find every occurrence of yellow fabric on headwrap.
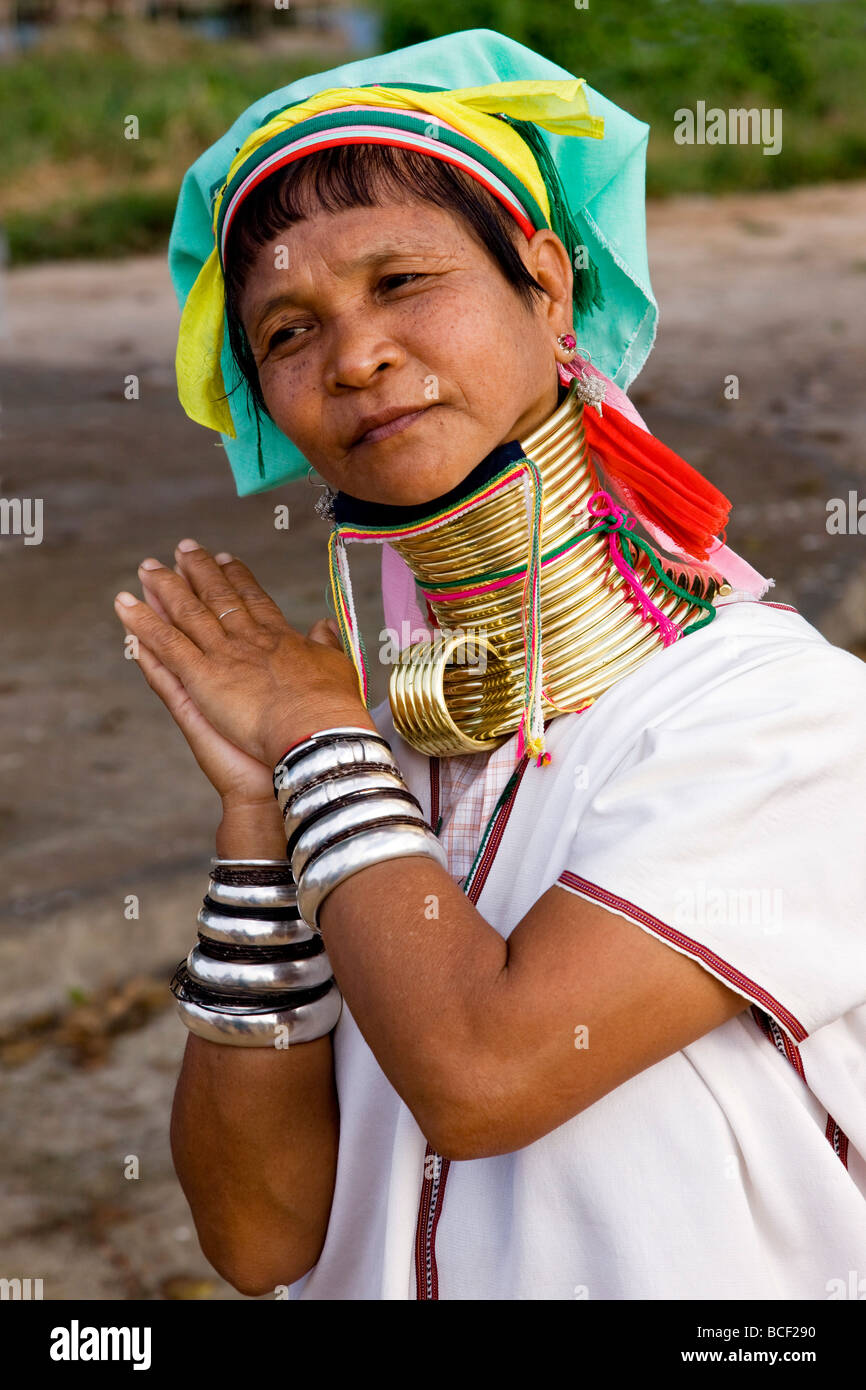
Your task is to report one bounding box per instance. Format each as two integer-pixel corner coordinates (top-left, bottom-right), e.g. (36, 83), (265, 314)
(175, 78), (603, 438)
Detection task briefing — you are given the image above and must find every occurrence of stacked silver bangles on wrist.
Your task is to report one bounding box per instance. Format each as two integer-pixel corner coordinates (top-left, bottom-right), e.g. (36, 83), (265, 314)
(273, 726), (447, 933)
(170, 859), (342, 1047)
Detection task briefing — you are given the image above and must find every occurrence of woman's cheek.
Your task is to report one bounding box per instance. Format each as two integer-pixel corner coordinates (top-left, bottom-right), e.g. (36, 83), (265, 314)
(401, 311), (487, 398)
(262, 356), (319, 440)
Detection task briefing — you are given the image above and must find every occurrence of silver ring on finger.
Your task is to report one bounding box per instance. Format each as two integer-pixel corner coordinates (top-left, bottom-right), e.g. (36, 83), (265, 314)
(217, 607), (242, 621)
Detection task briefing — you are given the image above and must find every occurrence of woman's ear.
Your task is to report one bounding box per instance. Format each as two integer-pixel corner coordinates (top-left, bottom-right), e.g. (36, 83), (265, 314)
(523, 229), (574, 337)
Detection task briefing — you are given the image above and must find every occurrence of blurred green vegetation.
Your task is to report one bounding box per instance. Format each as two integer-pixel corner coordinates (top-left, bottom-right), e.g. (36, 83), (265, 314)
(377, 0), (866, 195)
(0, 23), (325, 264)
(2, 1), (864, 265)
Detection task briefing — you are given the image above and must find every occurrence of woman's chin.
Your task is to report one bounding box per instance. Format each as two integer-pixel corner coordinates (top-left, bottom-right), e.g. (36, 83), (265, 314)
(335, 403), (493, 507)
(342, 444), (480, 509)
(312, 404), (509, 507)
(356, 464), (473, 509)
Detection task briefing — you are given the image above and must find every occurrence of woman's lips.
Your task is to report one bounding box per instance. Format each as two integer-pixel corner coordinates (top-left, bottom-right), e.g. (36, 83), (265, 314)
(354, 406), (432, 447)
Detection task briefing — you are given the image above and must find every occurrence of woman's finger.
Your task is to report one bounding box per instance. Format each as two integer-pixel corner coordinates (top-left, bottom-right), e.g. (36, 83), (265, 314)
(118, 619), (191, 717)
(122, 628), (274, 798)
(172, 539), (253, 631)
(132, 634), (190, 712)
(140, 570), (172, 622)
(212, 553), (288, 630)
(307, 616), (344, 650)
(135, 642), (224, 751)
(121, 622), (209, 731)
(132, 560), (227, 651)
(113, 588), (207, 673)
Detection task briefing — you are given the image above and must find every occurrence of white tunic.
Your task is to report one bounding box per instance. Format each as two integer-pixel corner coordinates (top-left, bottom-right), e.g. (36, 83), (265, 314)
(288, 597), (866, 1300)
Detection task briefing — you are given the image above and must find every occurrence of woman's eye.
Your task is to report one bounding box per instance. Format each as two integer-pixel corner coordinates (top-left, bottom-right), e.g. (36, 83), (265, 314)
(266, 324), (309, 352)
(380, 273), (423, 292)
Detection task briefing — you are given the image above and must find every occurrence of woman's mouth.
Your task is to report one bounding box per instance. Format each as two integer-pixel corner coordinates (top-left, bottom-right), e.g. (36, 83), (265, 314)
(352, 406), (433, 447)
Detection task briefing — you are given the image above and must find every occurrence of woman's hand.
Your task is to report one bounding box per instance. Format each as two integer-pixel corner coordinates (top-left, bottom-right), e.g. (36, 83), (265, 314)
(126, 633), (276, 806)
(113, 539), (376, 770)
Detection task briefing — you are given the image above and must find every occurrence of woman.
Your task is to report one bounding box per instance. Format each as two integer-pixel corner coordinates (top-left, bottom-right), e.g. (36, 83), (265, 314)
(114, 30), (866, 1299)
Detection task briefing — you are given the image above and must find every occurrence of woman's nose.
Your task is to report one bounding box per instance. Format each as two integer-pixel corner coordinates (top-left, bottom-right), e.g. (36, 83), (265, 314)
(323, 317), (407, 391)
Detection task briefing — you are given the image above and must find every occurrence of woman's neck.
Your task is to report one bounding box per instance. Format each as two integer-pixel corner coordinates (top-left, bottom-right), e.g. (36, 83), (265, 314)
(330, 385), (726, 758)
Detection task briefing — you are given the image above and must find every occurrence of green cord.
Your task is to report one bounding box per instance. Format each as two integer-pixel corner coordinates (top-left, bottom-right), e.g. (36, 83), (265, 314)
(255, 406), (265, 480)
(617, 529), (718, 634)
(421, 514), (718, 634)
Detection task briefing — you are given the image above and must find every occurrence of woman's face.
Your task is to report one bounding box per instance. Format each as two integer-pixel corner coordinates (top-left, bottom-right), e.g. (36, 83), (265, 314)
(237, 199), (574, 506)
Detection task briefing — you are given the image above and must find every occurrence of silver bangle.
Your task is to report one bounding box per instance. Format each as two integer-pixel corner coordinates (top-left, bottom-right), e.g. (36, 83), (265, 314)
(210, 858), (293, 869)
(175, 981), (343, 1047)
(282, 769), (410, 840)
(275, 736), (398, 813)
(274, 726), (394, 776)
(273, 726), (392, 777)
(186, 943), (334, 995)
(276, 725), (389, 752)
(297, 823), (448, 932)
(291, 795), (428, 880)
(207, 860), (297, 913)
(197, 903), (314, 948)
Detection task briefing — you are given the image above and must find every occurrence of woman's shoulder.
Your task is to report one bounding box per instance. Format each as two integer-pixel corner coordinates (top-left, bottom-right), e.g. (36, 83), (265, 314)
(535, 594), (866, 790)
(675, 593), (850, 662)
(607, 595), (864, 727)
(683, 596), (866, 722)
(366, 596), (866, 781)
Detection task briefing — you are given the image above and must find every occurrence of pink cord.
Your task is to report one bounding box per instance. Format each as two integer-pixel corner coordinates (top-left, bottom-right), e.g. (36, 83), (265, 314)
(586, 491), (682, 647)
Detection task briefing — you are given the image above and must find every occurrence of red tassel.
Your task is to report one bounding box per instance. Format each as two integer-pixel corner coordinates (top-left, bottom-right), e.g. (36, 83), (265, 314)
(581, 403), (731, 562)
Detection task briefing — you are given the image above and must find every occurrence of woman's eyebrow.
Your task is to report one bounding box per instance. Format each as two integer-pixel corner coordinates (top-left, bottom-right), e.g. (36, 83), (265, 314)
(250, 245), (453, 332)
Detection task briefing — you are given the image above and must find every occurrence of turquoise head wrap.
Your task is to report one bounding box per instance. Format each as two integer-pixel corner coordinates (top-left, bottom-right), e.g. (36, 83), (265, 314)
(168, 27), (657, 497)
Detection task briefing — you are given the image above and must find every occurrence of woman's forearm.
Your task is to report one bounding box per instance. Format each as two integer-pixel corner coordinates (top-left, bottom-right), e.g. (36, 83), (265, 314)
(170, 1030), (338, 1295)
(169, 801), (340, 1296)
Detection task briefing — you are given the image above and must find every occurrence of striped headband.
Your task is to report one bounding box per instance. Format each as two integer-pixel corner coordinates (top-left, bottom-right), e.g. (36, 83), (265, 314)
(176, 78), (604, 437)
(217, 103), (551, 269)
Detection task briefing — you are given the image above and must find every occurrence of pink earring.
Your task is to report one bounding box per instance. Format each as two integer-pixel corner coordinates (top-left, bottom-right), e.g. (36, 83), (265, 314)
(556, 332), (577, 385)
(556, 333), (606, 412)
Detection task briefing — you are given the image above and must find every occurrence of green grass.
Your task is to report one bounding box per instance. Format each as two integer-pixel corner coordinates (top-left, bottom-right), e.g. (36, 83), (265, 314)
(2, 3), (865, 265)
(0, 21), (333, 263)
(380, 0), (866, 198)
(4, 188), (181, 264)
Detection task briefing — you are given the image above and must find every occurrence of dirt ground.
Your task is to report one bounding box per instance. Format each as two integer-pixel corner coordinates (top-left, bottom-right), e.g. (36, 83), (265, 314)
(1, 180), (864, 1300)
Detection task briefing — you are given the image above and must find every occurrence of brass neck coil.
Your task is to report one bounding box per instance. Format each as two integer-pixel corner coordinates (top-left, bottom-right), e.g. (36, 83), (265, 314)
(386, 388), (725, 757)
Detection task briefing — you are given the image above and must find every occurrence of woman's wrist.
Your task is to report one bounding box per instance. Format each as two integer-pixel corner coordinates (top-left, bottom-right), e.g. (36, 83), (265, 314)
(217, 797), (287, 860)
(174, 818), (343, 1049)
(264, 707), (378, 770)
(216, 709), (381, 858)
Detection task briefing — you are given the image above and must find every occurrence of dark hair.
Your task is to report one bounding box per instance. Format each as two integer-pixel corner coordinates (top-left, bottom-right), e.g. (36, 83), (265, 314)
(221, 142), (553, 420)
